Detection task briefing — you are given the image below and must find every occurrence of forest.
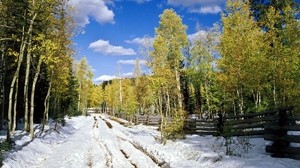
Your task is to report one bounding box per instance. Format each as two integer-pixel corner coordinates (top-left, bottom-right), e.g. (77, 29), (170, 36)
(0, 0), (300, 143)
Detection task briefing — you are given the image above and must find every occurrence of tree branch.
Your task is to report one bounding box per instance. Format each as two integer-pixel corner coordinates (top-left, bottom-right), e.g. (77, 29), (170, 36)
(0, 38), (14, 41)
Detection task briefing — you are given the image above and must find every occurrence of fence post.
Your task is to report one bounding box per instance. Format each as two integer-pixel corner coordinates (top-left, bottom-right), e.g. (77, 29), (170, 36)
(270, 108), (290, 157)
(217, 113), (224, 136)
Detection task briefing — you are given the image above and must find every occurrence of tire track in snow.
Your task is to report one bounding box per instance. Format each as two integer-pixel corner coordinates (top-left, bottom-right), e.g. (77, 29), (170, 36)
(120, 149), (137, 168)
(38, 117), (95, 168)
(90, 122), (113, 168)
(86, 148), (93, 168)
(95, 115), (133, 168)
(102, 116), (170, 168)
(117, 137), (158, 168)
(96, 138), (113, 168)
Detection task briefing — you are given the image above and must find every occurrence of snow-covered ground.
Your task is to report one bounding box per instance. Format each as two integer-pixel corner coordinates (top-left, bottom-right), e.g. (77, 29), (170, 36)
(1, 114), (300, 168)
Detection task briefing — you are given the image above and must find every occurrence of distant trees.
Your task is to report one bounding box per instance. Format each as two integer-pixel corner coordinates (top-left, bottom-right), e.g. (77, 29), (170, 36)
(188, 25), (221, 118)
(96, 1), (299, 141)
(76, 57), (94, 114)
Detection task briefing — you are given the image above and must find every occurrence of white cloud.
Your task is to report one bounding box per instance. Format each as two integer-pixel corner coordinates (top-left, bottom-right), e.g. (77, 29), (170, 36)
(188, 30), (207, 43)
(94, 75), (118, 82)
(190, 6), (222, 14)
(93, 72), (135, 82)
(89, 39), (136, 55)
(167, 0), (224, 7)
(167, 0), (224, 14)
(130, 0), (151, 4)
(69, 0), (115, 27)
(117, 59), (147, 65)
(125, 37), (154, 46)
(122, 72), (133, 77)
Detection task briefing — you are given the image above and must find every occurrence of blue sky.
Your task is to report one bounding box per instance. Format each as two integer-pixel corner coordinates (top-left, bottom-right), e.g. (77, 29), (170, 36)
(69, 0), (226, 82)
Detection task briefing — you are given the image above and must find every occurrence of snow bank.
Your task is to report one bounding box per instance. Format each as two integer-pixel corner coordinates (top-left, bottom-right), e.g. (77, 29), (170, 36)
(1, 114), (300, 168)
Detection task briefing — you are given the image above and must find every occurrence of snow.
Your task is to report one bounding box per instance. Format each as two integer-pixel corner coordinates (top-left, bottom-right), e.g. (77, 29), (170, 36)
(1, 114), (300, 168)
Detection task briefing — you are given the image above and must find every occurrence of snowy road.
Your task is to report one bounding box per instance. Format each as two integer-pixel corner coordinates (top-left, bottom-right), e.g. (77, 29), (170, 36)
(36, 115), (161, 168)
(3, 114), (300, 168)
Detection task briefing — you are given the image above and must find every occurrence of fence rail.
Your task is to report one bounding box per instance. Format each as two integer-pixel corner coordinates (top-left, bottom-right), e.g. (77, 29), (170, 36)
(185, 107), (300, 159)
(134, 115), (161, 126)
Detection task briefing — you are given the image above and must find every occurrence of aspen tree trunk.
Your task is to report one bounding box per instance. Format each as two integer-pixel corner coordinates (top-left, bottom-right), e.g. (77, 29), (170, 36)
(12, 77), (19, 133)
(258, 91), (261, 107)
(78, 83), (81, 112)
(195, 85), (202, 116)
(43, 71), (53, 124)
(233, 99), (236, 116)
(0, 48), (5, 130)
(158, 89), (164, 142)
(253, 90), (262, 110)
(7, 12), (37, 141)
(119, 79), (122, 108)
(7, 38), (26, 140)
(204, 81), (211, 118)
(159, 89), (163, 116)
(41, 73), (52, 133)
(166, 89), (170, 117)
(30, 55), (42, 140)
(175, 69), (182, 110)
(24, 35), (33, 132)
(252, 90), (258, 109)
(273, 82), (277, 107)
(237, 89), (244, 114)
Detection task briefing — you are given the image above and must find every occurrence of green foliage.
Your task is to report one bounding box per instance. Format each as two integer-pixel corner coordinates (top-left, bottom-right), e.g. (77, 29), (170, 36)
(76, 57), (94, 113)
(65, 70), (79, 117)
(66, 104), (81, 117)
(0, 140), (11, 166)
(0, 140), (10, 151)
(161, 109), (186, 141)
(122, 79), (138, 117)
(219, 0), (300, 113)
(187, 24), (222, 116)
(57, 118), (66, 126)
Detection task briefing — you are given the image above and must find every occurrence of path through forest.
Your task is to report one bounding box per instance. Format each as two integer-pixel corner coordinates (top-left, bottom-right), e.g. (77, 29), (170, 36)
(3, 114), (300, 168)
(35, 115), (162, 168)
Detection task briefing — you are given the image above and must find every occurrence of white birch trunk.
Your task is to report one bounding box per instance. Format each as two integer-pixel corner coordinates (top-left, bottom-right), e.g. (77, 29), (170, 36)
(30, 55), (42, 140)
(12, 77), (18, 133)
(7, 11), (37, 140)
(44, 71), (53, 124)
(175, 69), (182, 109)
(24, 35), (33, 132)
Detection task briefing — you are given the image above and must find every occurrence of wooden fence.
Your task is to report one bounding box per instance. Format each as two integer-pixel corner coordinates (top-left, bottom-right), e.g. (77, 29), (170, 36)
(134, 115), (161, 126)
(110, 107), (300, 159)
(185, 107), (300, 159)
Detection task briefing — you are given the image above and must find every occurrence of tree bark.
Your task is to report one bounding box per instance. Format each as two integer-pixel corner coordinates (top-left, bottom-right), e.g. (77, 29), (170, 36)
(30, 55), (42, 140)
(41, 71), (53, 133)
(0, 46), (5, 130)
(273, 82), (277, 107)
(237, 89), (244, 114)
(7, 12), (37, 141)
(44, 71), (53, 124)
(204, 80), (211, 118)
(175, 68), (183, 110)
(119, 79), (122, 109)
(24, 35), (33, 132)
(166, 89), (170, 117)
(7, 38), (25, 140)
(12, 77), (19, 133)
(78, 83), (81, 112)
